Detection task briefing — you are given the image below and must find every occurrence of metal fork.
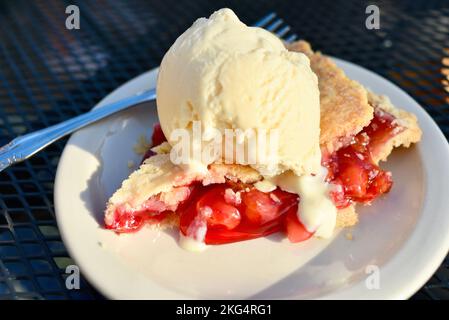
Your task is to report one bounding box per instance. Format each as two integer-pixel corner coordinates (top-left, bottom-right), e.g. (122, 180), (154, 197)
(0, 13), (298, 172)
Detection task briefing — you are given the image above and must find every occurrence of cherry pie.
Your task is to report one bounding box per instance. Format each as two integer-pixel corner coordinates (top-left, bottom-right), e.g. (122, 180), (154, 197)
(104, 41), (422, 248)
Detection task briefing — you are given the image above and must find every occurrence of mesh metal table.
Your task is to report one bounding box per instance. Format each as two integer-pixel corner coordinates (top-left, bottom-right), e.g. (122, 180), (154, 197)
(0, 0), (448, 300)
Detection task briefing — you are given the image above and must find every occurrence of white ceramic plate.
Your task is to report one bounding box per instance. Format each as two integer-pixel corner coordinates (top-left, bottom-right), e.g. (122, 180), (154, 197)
(54, 58), (449, 299)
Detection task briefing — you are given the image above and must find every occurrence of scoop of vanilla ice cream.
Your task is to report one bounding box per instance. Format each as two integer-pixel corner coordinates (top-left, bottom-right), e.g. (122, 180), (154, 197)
(156, 8), (321, 177)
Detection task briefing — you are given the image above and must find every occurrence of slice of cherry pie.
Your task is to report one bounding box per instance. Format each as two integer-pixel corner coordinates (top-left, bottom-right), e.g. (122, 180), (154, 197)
(104, 40), (422, 249)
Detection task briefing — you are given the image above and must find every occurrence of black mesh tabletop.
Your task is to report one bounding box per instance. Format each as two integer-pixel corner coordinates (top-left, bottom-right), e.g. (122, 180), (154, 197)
(0, 0), (448, 300)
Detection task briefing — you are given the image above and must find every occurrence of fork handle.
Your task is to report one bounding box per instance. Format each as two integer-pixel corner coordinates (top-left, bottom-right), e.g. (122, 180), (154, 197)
(0, 88), (156, 172)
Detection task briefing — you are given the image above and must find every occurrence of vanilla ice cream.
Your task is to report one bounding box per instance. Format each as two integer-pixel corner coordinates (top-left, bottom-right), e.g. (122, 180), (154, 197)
(156, 8), (321, 177)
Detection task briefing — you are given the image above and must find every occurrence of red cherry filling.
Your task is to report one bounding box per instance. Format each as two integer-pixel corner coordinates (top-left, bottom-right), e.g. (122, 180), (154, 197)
(151, 123), (167, 146)
(141, 123), (168, 163)
(284, 206), (313, 243)
(178, 183), (310, 245)
(324, 109), (401, 208)
(106, 208), (169, 233)
(106, 186), (193, 233)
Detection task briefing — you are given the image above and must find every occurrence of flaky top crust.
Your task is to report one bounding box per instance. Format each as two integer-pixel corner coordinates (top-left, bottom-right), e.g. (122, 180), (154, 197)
(287, 41), (374, 153)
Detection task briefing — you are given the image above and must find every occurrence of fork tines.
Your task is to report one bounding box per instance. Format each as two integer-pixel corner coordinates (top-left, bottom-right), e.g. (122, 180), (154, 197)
(253, 12), (298, 43)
